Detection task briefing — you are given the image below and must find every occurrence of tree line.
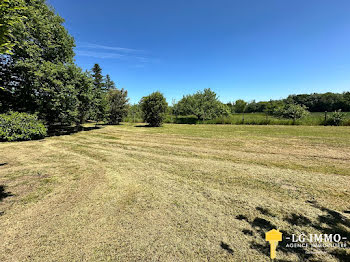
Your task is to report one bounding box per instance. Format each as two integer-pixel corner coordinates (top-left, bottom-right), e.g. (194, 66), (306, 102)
(227, 92), (350, 114)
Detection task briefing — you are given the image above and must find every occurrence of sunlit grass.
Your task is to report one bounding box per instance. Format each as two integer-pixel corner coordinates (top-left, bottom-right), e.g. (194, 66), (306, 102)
(0, 124), (349, 261)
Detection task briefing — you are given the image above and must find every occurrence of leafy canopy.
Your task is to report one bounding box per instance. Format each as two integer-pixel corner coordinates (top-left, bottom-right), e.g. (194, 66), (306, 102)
(175, 88), (226, 120)
(140, 92), (168, 127)
(107, 88), (129, 125)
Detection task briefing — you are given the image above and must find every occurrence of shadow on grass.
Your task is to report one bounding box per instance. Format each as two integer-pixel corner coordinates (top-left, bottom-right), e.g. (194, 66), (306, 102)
(134, 124), (163, 128)
(99, 123), (125, 126)
(0, 163), (7, 166)
(236, 203), (350, 261)
(220, 242), (234, 254)
(47, 125), (102, 137)
(0, 185), (13, 202)
(256, 206), (275, 217)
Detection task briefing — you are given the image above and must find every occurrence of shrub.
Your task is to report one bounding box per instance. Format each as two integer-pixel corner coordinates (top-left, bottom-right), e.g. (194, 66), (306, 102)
(325, 110), (346, 126)
(0, 112), (47, 141)
(140, 92), (168, 127)
(273, 104), (309, 123)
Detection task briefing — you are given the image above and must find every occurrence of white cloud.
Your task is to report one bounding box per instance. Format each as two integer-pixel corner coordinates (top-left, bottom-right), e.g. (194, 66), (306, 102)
(78, 42), (142, 53)
(75, 42), (154, 65)
(75, 50), (125, 59)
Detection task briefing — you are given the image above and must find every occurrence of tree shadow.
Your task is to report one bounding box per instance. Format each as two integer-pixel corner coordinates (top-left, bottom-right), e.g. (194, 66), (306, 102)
(0, 185), (13, 202)
(47, 125), (101, 137)
(242, 229), (254, 236)
(284, 213), (312, 226)
(236, 209), (313, 260)
(235, 214), (248, 221)
(220, 241), (234, 254)
(134, 124), (158, 128)
(0, 163), (7, 167)
(238, 202), (350, 261)
(99, 123), (125, 126)
(256, 206), (275, 217)
(307, 202), (350, 261)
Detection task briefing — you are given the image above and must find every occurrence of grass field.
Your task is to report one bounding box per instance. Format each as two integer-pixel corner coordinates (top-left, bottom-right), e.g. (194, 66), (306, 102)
(1, 124), (350, 261)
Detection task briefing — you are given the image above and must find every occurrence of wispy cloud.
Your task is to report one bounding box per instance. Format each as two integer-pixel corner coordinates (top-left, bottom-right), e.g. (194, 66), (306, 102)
(75, 50), (126, 59)
(75, 42), (151, 65)
(78, 42), (142, 53)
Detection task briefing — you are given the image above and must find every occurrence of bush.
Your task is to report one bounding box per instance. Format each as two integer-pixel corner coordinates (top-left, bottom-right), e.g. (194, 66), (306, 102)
(325, 110), (346, 126)
(0, 112), (47, 141)
(273, 104), (309, 123)
(140, 92), (168, 127)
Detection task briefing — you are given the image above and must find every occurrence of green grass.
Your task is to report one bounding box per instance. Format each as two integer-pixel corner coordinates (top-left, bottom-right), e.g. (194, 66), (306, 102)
(0, 124), (349, 261)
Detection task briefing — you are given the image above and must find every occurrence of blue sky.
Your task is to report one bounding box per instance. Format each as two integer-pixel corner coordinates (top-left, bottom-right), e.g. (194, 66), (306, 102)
(48, 0), (350, 104)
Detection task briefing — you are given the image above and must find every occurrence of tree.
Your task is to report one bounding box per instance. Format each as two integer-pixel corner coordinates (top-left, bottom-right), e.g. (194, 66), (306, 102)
(76, 71), (94, 124)
(226, 102), (235, 114)
(105, 74), (116, 90)
(92, 64), (104, 90)
(128, 104), (142, 123)
(234, 99), (247, 113)
(342, 92), (350, 111)
(175, 88), (224, 120)
(91, 63), (107, 123)
(245, 100), (257, 113)
(217, 103), (231, 117)
(140, 92), (168, 127)
(0, 0), (26, 54)
(107, 88), (129, 124)
(264, 100), (283, 115)
(19, 62), (93, 125)
(275, 104), (309, 123)
(0, 0), (88, 126)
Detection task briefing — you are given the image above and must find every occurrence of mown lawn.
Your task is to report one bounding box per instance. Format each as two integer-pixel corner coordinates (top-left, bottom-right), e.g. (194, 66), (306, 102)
(0, 124), (349, 261)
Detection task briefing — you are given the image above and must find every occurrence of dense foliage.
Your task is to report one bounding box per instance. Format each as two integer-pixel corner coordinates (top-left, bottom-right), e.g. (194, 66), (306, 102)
(0, 0), (83, 125)
(286, 92), (350, 112)
(107, 88), (129, 124)
(233, 99), (247, 113)
(0, 1), (128, 129)
(174, 88), (229, 120)
(0, 111), (47, 141)
(140, 92), (168, 127)
(326, 110), (346, 126)
(273, 103), (309, 123)
(0, 0), (26, 54)
(90, 63), (108, 123)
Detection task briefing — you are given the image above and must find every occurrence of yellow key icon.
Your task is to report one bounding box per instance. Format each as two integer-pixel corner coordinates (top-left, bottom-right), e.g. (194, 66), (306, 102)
(265, 229), (282, 259)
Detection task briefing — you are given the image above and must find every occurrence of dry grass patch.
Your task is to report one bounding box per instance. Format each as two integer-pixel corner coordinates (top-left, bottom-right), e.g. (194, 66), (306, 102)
(0, 123), (349, 261)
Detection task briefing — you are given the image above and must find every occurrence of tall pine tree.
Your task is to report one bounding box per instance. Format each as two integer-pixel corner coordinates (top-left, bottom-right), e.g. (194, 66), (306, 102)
(91, 63), (107, 123)
(107, 88), (129, 124)
(105, 74), (116, 90)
